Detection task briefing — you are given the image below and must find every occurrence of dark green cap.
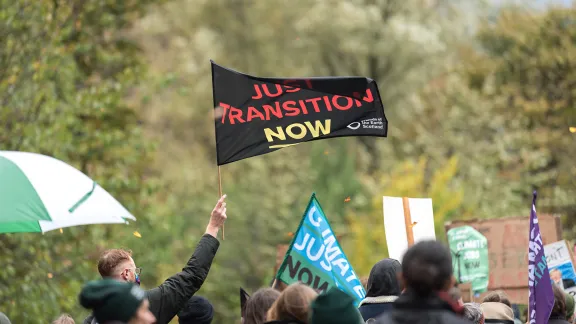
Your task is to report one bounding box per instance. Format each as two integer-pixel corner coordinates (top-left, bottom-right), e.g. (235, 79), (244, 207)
(79, 279), (146, 323)
(565, 291), (575, 320)
(309, 288), (364, 324)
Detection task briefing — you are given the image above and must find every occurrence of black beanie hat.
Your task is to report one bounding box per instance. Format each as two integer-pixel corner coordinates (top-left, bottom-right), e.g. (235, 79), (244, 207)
(79, 279), (146, 323)
(178, 296), (214, 324)
(309, 288), (364, 324)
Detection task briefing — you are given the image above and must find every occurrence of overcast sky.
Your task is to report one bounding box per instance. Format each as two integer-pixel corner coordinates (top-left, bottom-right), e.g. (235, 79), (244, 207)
(489, 0), (573, 8)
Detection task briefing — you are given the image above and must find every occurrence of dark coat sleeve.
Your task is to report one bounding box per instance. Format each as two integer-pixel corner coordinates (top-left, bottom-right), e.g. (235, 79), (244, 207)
(145, 234), (220, 324)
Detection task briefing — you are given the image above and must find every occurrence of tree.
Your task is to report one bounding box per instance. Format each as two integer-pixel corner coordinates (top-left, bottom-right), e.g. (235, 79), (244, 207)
(345, 156), (472, 275)
(128, 0), (487, 321)
(0, 1), (163, 322)
(463, 6), (576, 236)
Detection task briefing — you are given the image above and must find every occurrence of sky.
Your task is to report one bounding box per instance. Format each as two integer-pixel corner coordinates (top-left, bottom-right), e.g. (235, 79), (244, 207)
(490, 0), (573, 8)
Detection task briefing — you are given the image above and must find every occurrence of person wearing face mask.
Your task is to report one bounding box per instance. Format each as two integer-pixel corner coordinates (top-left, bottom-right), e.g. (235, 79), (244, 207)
(79, 279), (156, 324)
(82, 195), (228, 324)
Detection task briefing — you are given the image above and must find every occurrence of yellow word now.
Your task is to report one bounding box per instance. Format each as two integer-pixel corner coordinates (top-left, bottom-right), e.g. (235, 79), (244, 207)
(264, 120), (331, 149)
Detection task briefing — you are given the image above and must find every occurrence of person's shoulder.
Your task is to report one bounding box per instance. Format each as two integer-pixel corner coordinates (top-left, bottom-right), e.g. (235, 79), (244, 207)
(439, 311), (472, 324)
(374, 310), (471, 324)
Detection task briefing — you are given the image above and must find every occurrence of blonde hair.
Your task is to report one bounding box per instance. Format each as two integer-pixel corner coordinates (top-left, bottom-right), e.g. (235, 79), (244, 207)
(266, 283), (317, 323)
(53, 314), (75, 324)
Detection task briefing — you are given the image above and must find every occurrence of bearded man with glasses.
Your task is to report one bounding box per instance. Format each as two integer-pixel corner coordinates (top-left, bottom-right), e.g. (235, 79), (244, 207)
(83, 195), (228, 324)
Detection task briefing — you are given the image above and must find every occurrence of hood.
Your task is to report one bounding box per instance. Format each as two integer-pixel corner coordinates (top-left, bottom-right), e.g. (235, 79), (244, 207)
(366, 258), (402, 297)
(481, 302), (514, 321)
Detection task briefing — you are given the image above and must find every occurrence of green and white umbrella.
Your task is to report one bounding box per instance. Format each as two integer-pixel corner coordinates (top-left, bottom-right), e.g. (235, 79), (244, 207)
(0, 151), (136, 233)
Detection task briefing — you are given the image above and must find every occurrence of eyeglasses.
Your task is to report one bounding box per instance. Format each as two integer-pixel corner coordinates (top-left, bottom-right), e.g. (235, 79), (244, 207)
(134, 267), (142, 275)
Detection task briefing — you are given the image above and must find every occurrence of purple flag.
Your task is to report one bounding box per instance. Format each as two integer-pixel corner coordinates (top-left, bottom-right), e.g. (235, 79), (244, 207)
(528, 191), (554, 324)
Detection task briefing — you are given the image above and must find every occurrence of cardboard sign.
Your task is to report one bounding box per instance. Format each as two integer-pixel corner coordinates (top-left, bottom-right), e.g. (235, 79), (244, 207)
(445, 215), (562, 304)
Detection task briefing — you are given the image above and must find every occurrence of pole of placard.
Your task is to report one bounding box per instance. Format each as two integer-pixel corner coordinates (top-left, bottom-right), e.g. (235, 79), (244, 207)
(218, 166), (225, 240)
(402, 197), (415, 246)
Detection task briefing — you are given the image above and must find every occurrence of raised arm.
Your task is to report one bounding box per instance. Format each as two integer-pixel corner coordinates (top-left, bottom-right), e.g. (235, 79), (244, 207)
(146, 195), (227, 324)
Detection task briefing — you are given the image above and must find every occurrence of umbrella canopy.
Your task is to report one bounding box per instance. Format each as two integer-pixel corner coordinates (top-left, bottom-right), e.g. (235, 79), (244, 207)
(0, 151), (136, 233)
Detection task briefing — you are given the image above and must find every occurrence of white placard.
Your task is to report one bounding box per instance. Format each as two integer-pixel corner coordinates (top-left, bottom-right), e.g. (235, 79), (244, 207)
(383, 197), (436, 262)
(545, 240), (572, 268)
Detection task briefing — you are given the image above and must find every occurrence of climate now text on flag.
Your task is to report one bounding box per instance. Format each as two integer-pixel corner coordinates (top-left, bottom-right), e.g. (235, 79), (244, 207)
(275, 193), (365, 305)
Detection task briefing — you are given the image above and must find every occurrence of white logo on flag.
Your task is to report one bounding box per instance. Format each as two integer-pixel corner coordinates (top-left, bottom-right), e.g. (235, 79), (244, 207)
(347, 122), (361, 130)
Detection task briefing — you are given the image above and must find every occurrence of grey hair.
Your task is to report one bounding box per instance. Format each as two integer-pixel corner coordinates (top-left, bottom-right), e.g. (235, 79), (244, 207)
(463, 302), (484, 324)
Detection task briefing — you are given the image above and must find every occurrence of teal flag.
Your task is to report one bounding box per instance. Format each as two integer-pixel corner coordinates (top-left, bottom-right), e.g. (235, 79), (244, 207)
(447, 225), (490, 293)
(275, 193), (366, 305)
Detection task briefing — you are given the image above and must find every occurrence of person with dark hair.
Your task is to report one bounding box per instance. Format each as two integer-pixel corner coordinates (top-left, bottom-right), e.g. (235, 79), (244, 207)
(358, 258), (402, 321)
(374, 240), (470, 324)
(177, 296), (214, 324)
(244, 288), (281, 324)
(549, 284), (571, 324)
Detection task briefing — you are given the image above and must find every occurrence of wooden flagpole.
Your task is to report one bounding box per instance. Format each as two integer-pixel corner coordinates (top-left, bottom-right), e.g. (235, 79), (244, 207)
(218, 166), (225, 240)
(402, 197), (414, 246)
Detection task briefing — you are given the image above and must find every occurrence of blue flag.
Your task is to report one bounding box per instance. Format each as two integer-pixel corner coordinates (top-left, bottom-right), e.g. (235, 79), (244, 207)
(276, 193), (366, 305)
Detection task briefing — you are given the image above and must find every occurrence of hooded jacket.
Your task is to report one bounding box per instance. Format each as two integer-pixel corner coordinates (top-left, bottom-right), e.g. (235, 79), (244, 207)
(359, 258), (402, 322)
(83, 234), (219, 324)
(480, 302), (514, 324)
(374, 290), (470, 324)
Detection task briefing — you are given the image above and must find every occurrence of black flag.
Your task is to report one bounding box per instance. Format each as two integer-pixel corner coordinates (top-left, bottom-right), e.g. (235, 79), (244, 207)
(211, 61), (387, 165)
(240, 287), (250, 318)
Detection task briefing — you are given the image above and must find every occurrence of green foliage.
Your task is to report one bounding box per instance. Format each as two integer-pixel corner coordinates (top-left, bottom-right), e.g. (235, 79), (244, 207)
(0, 0), (164, 322)
(464, 6), (576, 235)
(346, 156), (471, 275)
(2, 0), (575, 323)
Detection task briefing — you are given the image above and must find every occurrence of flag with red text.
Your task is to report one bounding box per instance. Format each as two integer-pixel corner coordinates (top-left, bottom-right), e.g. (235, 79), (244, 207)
(211, 61), (387, 165)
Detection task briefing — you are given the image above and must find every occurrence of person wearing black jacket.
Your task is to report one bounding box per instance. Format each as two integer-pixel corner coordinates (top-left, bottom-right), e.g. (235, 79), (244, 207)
(83, 195), (227, 324)
(375, 240), (471, 324)
(358, 258), (402, 321)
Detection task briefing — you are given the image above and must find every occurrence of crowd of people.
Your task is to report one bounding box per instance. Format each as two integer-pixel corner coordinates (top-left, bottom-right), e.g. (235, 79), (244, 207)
(0, 195), (574, 324)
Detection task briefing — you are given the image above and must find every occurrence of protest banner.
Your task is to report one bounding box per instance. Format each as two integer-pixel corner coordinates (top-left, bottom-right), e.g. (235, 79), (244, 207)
(445, 214), (561, 304)
(210, 61), (387, 165)
(275, 193), (365, 305)
(447, 226), (489, 294)
(528, 191), (554, 324)
(545, 240), (576, 292)
(382, 197), (435, 261)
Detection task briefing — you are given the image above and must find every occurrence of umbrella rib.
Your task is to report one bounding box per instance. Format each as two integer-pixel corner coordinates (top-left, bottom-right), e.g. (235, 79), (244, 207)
(68, 181), (97, 213)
